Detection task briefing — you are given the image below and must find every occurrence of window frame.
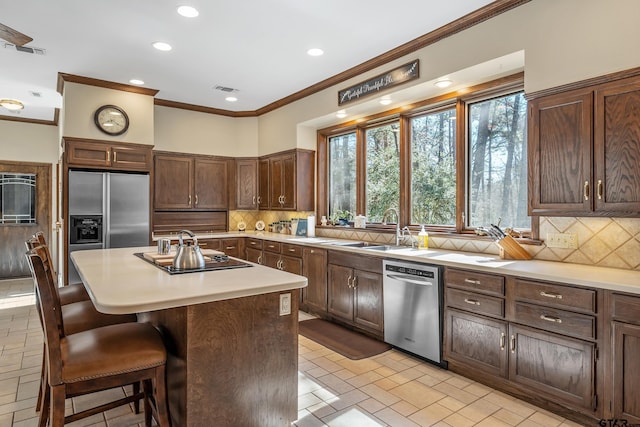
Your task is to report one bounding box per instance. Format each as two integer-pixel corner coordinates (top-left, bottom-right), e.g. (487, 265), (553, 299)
(317, 72), (536, 238)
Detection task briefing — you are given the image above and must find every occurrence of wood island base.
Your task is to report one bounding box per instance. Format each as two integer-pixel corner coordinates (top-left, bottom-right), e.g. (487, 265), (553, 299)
(139, 290), (299, 427)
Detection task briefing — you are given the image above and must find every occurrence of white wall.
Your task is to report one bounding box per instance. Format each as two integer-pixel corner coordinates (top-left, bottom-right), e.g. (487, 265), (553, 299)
(154, 106), (258, 157)
(62, 82), (154, 145)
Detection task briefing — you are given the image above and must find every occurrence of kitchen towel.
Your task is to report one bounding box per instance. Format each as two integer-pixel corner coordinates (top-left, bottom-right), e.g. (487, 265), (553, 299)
(307, 216), (315, 237)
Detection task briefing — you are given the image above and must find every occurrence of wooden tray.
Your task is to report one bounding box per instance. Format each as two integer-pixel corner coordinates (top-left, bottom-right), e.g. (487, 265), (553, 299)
(143, 249), (224, 266)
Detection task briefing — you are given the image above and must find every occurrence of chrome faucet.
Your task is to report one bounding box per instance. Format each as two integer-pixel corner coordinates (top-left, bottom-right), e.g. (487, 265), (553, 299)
(401, 226), (415, 248)
(382, 208), (401, 246)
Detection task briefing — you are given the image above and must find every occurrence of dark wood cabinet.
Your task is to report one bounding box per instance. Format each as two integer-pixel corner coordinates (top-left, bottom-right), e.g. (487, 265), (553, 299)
(529, 75), (640, 216)
(65, 138), (152, 172)
(154, 153), (229, 211)
(509, 324), (595, 412)
(445, 308), (508, 378)
(609, 292), (640, 423)
(327, 251), (383, 336)
(258, 149), (314, 211)
(235, 158), (258, 210)
(444, 267), (600, 419)
(302, 247), (327, 314)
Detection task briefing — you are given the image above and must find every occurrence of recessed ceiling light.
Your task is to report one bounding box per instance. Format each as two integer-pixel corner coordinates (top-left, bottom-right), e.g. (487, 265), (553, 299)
(379, 96), (392, 106)
(225, 96), (238, 102)
(434, 79), (453, 88)
(177, 5), (199, 17)
(129, 79), (145, 85)
(0, 98), (25, 111)
(336, 110), (347, 119)
(152, 41), (172, 51)
(307, 48), (324, 57)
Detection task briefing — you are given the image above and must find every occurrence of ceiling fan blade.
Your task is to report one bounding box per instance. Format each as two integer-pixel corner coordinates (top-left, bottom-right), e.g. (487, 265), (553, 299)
(0, 23), (33, 46)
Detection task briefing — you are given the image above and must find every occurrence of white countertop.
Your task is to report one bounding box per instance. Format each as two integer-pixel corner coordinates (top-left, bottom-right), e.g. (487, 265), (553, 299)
(155, 231), (640, 295)
(71, 246), (307, 315)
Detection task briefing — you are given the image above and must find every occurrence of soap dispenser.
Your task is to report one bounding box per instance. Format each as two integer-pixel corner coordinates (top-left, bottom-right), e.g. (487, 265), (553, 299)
(418, 225), (429, 249)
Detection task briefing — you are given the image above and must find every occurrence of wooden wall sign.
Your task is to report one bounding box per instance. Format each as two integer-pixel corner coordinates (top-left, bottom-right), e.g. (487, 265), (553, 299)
(338, 60), (419, 106)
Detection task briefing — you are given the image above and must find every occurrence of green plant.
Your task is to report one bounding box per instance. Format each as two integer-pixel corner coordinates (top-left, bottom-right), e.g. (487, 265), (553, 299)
(330, 209), (353, 224)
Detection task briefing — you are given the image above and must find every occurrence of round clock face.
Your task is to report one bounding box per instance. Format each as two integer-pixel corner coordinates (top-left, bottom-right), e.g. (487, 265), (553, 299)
(94, 105), (129, 136)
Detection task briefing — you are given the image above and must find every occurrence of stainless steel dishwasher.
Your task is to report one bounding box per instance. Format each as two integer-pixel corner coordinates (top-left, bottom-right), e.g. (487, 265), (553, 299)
(383, 259), (444, 365)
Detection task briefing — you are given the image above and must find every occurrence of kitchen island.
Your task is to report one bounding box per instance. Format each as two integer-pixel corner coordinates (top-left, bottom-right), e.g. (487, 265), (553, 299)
(71, 247), (307, 427)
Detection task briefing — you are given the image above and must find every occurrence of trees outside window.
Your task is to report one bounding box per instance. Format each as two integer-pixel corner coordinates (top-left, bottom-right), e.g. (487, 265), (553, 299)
(328, 133), (357, 218)
(366, 122), (400, 222)
(410, 108), (456, 226)
(468, 92), (528, 228)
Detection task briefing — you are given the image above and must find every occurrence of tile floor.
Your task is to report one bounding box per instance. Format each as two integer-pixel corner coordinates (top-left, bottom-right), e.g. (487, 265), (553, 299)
(0, 278), (586, 426)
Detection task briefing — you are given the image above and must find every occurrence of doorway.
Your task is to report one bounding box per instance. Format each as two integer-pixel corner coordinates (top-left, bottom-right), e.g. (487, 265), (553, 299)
(0, 161), (51, 278)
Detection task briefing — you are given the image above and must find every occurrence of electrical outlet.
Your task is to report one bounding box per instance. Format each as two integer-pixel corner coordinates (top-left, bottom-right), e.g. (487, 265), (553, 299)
(279, 293), (291, 316)
(546, 232), (578, 249)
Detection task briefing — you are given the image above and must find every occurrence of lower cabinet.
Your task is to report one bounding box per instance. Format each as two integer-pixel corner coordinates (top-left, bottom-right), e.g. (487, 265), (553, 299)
(263, 241), (303, 275)
(302, 248), (327, 313)
(327, 251), (383, 336)
(198, 238), (241, 258)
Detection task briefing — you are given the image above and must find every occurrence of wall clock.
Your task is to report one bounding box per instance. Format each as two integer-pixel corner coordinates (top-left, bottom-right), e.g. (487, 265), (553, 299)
(93, 105), (129, 136)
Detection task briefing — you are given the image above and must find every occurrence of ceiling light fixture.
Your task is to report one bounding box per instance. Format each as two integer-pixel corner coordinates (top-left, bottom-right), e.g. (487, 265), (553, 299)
(0, 99), (24, 111)
(434, 79), (453, 88)
(225, 95), (238, 102)
(152, 41), (172, 51)
(336, 110), (347, 119)
(177, 5), (199, 17)
(307, 48), (324, 57)
(129, 79), (145, 85)
(379, 96), (392, 106)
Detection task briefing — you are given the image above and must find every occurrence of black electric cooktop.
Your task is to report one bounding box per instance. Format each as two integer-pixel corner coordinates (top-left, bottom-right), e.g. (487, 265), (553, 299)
(134, 253), (253, 275)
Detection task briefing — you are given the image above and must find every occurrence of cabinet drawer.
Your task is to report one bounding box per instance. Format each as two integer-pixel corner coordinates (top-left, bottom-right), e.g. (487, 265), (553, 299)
(513, 302), (595, 340)
(246, 238), (263, 250)
(281, 243), (302, 258)
(514, 279), (596, 314)
(328, 250), (382, 273)
(446, 288), (504, 318)
(263, 241), (282, 253)
(445, 268), (505, 296)
(197, 239), (222, 251)
(221, 239), (240, 257)
(611, 293), (640, 324)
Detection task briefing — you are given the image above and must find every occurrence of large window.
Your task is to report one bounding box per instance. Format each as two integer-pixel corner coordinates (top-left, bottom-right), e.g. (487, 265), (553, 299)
(410, 108), (456, 226)
(366, 122), (400, 222)
(468, 92), (528, 228)
(319, 74), (530, 236)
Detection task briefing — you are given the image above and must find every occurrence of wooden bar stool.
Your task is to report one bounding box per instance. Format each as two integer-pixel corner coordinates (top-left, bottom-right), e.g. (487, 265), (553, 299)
(26, 249), (171, 427)
(32, 232), (90, 305)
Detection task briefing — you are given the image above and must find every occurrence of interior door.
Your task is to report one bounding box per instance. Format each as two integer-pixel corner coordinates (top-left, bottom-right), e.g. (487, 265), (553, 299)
(0, 161), (51, 278)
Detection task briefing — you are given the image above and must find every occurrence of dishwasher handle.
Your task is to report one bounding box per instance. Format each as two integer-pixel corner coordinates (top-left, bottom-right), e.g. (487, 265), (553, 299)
(386, 273), (434, 286)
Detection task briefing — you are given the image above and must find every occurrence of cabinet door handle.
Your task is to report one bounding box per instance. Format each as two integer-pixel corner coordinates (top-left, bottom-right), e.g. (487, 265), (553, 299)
(106, 149), (110, 162)
(288, 248), (296, 252)
(278, 259), (284, 270)
(195, 194), (198, 205)
(500, 332), (506, 351)
(540, 291), (562, 299)
(225, 246), (235, 250)
(347, 276), (353, 288)
(188, 195), (192, 206)
(464, 298), (480, 306)
(199, 242), (208, 247)
(540, 314), (562, 324)
(257, 196), (261, 205)
(253, 196), (256, 205)
(464, 278), (481, 285)
(597, 179), (603, 200)
(510, 335), (516, 353)
(113, 151), (117, 163)
(584, 180), (590, 201)
(352, 276), (358, 289)
(257, 254), (262, 265)
(268, 244), (276, 249)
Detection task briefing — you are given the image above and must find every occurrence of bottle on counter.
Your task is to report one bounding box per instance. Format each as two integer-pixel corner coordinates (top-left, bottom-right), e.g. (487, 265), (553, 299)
(418, 225), (429, 249)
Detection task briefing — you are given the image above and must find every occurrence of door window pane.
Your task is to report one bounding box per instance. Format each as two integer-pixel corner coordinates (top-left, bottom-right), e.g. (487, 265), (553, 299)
(468, 92), (528, 228)
(366, 122), (400, 222)
(0, 173), (37, 224)
(410, 108), (456, 226)
(328, 133), (356, 218)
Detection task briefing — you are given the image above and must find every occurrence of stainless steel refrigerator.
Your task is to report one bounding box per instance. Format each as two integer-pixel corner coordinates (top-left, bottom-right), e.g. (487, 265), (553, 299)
(67, 170), (150, 284)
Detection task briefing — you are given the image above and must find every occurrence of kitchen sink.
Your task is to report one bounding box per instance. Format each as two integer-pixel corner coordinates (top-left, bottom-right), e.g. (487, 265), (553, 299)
(325, 241), (385, 249)
(362, 245), (407, 252)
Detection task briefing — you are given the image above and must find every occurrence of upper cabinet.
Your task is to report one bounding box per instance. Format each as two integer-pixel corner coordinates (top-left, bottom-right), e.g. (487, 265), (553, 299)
(64, 137), (152, 172)
(235, 158), (258, 210)
(154, 153), (229, 210)
(529, 75), (640, 216)
(258, 149), (315, 211)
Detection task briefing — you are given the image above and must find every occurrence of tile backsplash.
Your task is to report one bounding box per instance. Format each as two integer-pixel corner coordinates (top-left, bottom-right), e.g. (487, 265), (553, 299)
(228, 212), (640, 271)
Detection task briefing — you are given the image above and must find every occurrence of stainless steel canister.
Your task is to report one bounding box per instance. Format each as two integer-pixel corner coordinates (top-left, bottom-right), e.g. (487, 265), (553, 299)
(158, 238), (171, 255)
